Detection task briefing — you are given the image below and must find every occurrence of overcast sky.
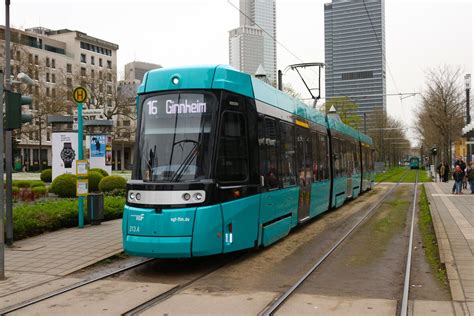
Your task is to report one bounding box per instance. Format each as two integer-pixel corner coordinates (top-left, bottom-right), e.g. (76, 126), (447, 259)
(2, 0), (473, 142)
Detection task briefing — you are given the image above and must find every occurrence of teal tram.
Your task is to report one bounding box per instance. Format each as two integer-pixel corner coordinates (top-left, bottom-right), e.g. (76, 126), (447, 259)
(123, 65), (375, 258)
(409, 157), (420, 169)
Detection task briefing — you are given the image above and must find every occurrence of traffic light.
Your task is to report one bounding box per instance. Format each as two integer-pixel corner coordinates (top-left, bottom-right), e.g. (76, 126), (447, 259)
(5, 91), (33, 130)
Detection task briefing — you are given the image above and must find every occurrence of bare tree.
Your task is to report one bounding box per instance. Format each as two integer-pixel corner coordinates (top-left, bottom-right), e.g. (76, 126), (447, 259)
(415, 66), (465, 162)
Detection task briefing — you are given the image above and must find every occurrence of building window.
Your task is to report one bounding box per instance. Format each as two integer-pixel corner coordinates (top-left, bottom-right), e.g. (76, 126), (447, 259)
(47, 130), (51, 141)
(46, 87), (50, 97)
(91, 56), (95, 65)
(67, 64), (72, 73)
(16, 50), (21, 60)
(107, 85), (112, 94)
(91, 69), (95, 78)
(46, 73), (50, 82)
(81, 67), (86, 76)
(107, 60), (112, 69)
(67, 77), (72, 87)
(34, 55), (39, 65)
(123, 120), (130, 127)
(80, 53), (86, 63)
(107, 98), (112, 107)
(107, 73), (112, 82)
(52, 73), (56, 83)
(52, 59), (55, 68)
(28, 53), (33, 63)
(99, 58), (103, 67)
(46, 57), (50, 67)
(341, 71), (374, 80)
(52, 88), (56, 98)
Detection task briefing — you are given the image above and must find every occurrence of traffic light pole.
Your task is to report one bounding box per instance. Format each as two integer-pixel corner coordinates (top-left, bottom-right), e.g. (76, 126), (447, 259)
(4, 0), (14, 246)
(0, 70), (5, 280)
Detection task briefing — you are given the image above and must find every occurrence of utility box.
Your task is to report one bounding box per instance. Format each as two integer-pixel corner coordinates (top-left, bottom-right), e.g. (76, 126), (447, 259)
(87, 193), (104, 225)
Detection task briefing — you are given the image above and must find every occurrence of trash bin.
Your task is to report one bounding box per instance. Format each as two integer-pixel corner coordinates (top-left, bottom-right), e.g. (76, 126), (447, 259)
(87, 193), (104, 225)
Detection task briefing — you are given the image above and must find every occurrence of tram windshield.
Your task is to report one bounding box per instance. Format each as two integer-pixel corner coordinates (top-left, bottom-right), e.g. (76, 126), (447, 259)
(136, 92), (217, 182)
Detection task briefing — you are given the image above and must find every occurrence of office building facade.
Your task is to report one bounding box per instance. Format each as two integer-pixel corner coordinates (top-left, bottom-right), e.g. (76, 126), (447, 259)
(324, 0), (386, 123)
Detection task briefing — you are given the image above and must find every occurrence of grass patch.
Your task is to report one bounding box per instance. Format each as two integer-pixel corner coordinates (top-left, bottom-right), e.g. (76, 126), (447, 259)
(12, 196), (125, 241)
(376, 168), (432, 183)
(347, 187), (410, 266)
(418, 185), (449, 288)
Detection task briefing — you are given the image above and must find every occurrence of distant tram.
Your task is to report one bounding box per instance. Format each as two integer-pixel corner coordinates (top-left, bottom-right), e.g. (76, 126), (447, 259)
(123, 65), (375, 258)
(409, 157), (420, 169)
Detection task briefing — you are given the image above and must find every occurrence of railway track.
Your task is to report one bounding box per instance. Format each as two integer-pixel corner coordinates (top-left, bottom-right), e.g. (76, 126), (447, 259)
(258, 169), (418, 316)
(0, 258), (154, 315)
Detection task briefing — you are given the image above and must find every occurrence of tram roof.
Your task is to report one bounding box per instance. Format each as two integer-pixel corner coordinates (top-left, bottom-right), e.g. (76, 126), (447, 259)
(358, 131), (374, 146)
(139, 65), (371, 142)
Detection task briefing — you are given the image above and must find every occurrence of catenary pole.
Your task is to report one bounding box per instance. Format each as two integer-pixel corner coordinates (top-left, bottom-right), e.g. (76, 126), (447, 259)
(0, 70), (5, 280)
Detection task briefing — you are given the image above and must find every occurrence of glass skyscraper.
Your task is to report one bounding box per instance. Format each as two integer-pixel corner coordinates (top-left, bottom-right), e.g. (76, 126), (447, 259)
(324, 0), (386, 122)
(229, 0), (277, 86)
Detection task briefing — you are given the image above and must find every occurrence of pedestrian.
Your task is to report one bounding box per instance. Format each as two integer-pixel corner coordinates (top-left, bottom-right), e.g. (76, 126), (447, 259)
(453, 165), (464, 194)
(443, 161), (450, 182)
(468, 162), (474, 194)
(452, 157), (466, 193)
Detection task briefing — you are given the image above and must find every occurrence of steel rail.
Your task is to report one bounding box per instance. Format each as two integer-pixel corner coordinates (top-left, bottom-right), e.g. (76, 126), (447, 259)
(259, 170), (410, 316)
(400, 170), (419, 316)
(0, 258), (154, 315)
(122, 253), (242, 316)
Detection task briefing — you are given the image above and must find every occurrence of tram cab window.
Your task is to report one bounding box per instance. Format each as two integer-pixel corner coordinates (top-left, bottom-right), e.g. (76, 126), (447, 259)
(279, 122), (296, 187)
(216, 111), (248, 182)
(258, 116), (280, 191)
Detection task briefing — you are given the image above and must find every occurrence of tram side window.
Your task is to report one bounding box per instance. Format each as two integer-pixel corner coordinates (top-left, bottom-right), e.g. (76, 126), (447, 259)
(263, 117), (280, 190)
(320, 134), (329, 180)
(354, 142), (360, 174)
(279, 122), (296, 187)
(333, 138), (341, 177)
(311, 131), (320, 182)
(216, 112), (248, 182)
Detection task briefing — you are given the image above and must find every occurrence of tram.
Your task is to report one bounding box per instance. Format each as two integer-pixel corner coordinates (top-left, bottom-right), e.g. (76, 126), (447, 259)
(409, 157), (420, 169)
(123, 65), (375, 258)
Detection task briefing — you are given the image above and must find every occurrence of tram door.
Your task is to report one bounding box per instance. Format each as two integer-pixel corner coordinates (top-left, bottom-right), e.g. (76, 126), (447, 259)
(296, 127), (312, 222)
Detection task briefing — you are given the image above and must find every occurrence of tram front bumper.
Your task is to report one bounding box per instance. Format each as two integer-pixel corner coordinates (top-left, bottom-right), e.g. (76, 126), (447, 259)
(124, 235), (192, 258)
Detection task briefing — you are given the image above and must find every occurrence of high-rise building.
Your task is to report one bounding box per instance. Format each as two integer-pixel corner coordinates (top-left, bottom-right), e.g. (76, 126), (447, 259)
(229, 0), (277, 86)
(324, 0), (386, 123)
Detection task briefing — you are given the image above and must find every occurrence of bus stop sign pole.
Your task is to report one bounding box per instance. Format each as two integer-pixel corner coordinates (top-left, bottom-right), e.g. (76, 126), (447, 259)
(73, 87), (88, 228)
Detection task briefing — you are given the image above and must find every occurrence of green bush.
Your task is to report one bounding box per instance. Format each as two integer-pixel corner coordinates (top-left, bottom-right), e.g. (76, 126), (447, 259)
(50, 174), (77, 198)
(99, 176), (127, 193)
(16, 180), (31, 188)
(32, 186), (47, 198)
(90, 168), (109, 177)
(12, 186), (20, 194)
(31, 182), (46, 188)
(88, 171), (103, 193)
(40, 169), (53, 183)
(12, 196), (125, 240)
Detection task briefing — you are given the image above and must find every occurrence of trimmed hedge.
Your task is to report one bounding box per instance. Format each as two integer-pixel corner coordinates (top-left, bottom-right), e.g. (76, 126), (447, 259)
(12, 196), (125, 240)
(88, 171), (103, 193)
(16, 180), (31, 188)
(40, 169), (53, 183)
(12, 180), (44, 188)
(32, 186), (48, 198)
(50, 174), (77, 198)
(90, 168), (109, 177)
(31, 182), (46, 188)
(99, 176), (127, 193)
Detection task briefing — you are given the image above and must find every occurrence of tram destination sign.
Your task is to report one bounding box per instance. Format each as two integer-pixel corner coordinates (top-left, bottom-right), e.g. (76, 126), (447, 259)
(147, 99), (207, 115)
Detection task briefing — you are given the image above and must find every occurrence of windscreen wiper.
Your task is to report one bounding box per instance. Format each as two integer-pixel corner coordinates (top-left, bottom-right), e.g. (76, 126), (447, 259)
(169, 139), (201, 183)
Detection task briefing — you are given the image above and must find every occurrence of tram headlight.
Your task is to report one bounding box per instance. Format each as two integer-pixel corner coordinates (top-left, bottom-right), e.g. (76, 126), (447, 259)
(193, 193), (203, 201)
(182, 193), (191, 201)
(135, 193), (141, 200)
(129, 192), (135, 200)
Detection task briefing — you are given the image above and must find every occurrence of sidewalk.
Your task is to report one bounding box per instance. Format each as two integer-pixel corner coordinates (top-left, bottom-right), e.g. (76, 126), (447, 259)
(0, 219), (122, 298)
(425, 182), (474, 315)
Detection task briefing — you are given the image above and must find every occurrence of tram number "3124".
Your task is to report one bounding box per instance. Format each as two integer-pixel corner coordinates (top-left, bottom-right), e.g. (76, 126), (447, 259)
(129, 225), (140, 233)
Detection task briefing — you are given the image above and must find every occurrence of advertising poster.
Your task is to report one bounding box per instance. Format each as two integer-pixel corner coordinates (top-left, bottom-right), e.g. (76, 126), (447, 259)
(90, 135), (106, 157)
(105, 136), (113, 166)
(52, 132), (79, 180)
(87, 134), (112, 174)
